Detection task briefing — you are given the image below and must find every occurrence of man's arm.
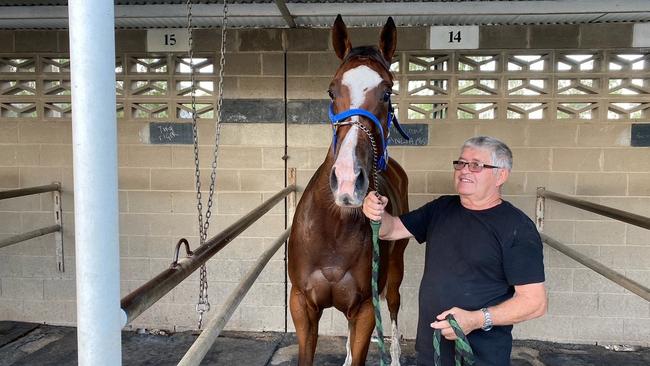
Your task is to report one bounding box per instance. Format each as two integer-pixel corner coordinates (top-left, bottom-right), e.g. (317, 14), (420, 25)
(362, 191), (414, 241)
(431, 282), (547, 340)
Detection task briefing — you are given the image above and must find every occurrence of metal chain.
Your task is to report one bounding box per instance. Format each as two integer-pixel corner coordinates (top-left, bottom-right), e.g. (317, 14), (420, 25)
(186, 0), (228, 329)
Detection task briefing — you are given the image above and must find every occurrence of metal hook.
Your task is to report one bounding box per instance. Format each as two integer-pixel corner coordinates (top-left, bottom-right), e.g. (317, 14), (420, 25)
(171, 238), (193, 268)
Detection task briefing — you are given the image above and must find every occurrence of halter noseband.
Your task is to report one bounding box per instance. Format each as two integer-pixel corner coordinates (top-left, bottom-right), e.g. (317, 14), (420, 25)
(328, 99), (409, 171)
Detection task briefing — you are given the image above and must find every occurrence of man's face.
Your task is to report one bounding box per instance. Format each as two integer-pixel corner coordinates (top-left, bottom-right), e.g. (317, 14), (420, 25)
(454, 147), (508, 200)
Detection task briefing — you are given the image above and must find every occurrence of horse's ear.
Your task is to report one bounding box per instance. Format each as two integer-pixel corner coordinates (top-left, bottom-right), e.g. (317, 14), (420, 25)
(379, 17), (397, 63)
(332, 14), (351, 60)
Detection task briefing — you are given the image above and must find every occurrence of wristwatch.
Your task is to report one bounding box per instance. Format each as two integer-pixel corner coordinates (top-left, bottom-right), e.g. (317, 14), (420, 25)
(481, 307), (493, 331)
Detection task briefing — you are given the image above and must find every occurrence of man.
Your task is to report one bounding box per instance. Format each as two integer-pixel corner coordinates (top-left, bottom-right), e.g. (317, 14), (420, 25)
(362, 136), (547, 366)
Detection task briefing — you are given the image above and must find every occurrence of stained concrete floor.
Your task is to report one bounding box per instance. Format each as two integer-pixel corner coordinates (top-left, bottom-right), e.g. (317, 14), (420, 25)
(2, 321), (649, 365)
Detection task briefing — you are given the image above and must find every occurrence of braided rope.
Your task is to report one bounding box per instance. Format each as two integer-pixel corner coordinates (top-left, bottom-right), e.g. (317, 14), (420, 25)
(433, 314), (475, 366)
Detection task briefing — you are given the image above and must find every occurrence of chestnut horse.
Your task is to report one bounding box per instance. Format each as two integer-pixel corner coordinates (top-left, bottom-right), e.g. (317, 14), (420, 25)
(288, 16), (410, 366)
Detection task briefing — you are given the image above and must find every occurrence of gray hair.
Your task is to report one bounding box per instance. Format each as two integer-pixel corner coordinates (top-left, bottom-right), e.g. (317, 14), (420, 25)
(461, 136), (513, 171)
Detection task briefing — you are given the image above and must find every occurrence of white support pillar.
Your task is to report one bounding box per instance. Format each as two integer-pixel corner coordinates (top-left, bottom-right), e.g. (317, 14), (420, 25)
(68, 1), (122, 365)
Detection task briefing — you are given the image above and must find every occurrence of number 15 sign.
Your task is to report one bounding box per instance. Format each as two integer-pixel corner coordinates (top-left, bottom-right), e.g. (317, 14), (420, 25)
(429, 26), (479, 50)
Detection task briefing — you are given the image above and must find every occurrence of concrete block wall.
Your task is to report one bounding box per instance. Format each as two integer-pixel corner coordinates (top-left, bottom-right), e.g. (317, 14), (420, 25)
(1, 22), (649, 346)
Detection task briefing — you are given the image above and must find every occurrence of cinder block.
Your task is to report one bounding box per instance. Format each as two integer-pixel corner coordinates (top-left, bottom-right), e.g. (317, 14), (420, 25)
(510, 148), (551, 172)
(0, 167), (19, 188)
(573, 268), (624, 293)
(628, 173), (650, 196)
(0, 212), (22, 234)
(242, 283), (285, 306)
(425, 171), (454, 194)
(216, 192), (262, 215)
(43, 279), (75, 301)
(598, 293), (649, 318)
(287, 76), (331, 99)
(237, 76), (284, 98)
(525, 172), (576, 195)
(530, 25), (579, 49)
(148, 213), (196, 238)
(626, 225), (649, 245)
(308, 52), (341, 76)
(57, 31), (69, 53)
(127, 191), (172, 213)
(576, 172), (627, 196)
(19, 167), (62, 188)
(623, 318), (650, 344)
(0, 299), (24, 321)
(428, 123), (477, 148)
(544, 268), (573, 292)
(15, 31), (58, 52)
(580, 23), (633, 49)
(406, 171), (426, 193)
(574, 221), (625, 245)
(224, 53), (261, 76)
(119, 213), (150, 235)
(480, 25), (528, 49)
(239, 29), (283, 51)
(240, 170), (284, 191)
(126, 145), (172, 168)
(0, 31), (13, 52)
(502, 171), (525, 195)
(577, 124), (630, 147)
(150, 168), (194, 191)
(600, 245), (650, 270)
(261, 53), (284, 76)
(261, 147), (285, 169)
(571, 317), (623, 342)
(547, 292), (597, 316)
(1, 278), (43, 300)
(403, 147), (457, 171)
(541, 219), (575, 244)
(118, 123), (148, 145)
(543, 243), (600, 268)
(120, 257), (151, 281)
(528, 124), (578, 147)
(0, 121), (18, 143)
(192, 28), (238, 52)
(513, 315), (573, 341)
(285, 29), (330, 51)
(220, 123), (284, 147)
(287, 125), (330, 148)
(476, 122), (526, 148)
(604, 149), (650, 172)
(599, 196), (650, 217)
(286, 53), (310, 75)
(552, 148), (601, 172)
(21, 256), (60, 278)
(119, 167), (150, 190)
(39, 145), (73, 167)
(21, 211), (51, 232)
(19, 122), (70, 144)
(239, 305), (285, 331)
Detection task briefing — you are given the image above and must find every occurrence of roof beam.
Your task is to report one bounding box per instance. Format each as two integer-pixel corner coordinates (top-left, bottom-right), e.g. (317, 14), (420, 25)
(275, 0), (296, 28)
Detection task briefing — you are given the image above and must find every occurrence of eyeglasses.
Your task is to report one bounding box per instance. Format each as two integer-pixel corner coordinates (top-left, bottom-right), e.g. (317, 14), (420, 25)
(452, 160), (502, 172)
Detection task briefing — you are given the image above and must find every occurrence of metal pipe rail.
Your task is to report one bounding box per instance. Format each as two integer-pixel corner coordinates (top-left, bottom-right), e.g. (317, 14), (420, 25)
(0, 224), (61, 249)
(0, 183), (61, 200)
(120, 185), (297, 325)
(541, 233), (650, 302)
(177, 227), (291, 366)
(537, 187), (650, 230)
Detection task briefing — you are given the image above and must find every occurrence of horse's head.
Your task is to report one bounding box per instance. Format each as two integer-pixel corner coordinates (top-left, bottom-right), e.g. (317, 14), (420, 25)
(328, 15), (397, 208)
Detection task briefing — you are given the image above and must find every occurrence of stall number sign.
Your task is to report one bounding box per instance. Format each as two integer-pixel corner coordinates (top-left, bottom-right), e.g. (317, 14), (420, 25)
(147, 29), (190, 52)
(429, 26), (479, 49)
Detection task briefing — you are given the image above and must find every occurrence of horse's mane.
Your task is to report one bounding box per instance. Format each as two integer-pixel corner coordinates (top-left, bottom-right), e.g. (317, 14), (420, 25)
(342, 46), (392, 73)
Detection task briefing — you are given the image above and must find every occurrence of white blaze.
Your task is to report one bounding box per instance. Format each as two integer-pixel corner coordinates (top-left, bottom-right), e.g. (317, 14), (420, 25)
(332, 65), (383, 204)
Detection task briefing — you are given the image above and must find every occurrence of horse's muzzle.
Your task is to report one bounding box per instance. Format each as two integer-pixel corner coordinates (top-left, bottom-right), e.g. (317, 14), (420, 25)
(330, 166), (368, 207)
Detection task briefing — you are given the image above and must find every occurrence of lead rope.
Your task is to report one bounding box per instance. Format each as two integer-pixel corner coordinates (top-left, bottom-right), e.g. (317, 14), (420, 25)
(433, 314), (475, 366)
(187, 0), (228, 329)
(353, 122), (390, 366)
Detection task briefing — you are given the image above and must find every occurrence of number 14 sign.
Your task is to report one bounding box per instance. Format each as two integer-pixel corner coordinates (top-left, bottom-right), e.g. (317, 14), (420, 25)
(429, 26), (479, 50)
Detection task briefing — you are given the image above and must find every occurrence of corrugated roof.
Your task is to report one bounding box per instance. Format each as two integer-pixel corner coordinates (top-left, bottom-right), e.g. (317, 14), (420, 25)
(1, 0), (649, 29)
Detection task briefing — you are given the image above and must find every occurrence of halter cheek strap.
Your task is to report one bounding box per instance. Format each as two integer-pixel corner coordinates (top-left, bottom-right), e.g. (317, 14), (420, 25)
(328, 101), (409, 172)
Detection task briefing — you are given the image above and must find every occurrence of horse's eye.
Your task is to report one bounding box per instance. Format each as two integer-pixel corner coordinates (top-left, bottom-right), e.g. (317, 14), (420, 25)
(328, 89), (335, 100)
(382, 90), (391, 102)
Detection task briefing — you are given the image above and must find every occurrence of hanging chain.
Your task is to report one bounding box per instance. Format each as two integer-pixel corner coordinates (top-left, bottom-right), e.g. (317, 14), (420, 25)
(187, 0), (228, 329)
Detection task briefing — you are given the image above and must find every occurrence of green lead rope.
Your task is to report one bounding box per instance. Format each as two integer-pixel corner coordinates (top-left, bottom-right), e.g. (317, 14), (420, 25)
(433, 314), (475, 366)
(370, 219), (390, 366)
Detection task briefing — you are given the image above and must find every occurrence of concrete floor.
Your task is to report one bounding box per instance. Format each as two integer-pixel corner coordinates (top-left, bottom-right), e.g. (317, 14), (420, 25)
(2, 321), (650, 365)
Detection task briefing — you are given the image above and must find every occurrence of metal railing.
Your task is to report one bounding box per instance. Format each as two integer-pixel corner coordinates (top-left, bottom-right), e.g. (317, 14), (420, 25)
(0, 182), (64, 272)
(536, 187), (650, 303)
(120, 184), (297, 326)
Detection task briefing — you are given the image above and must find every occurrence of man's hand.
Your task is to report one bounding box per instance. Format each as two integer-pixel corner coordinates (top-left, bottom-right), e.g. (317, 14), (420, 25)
(362, 191), (388, 221)
(430, 307), (482, 340)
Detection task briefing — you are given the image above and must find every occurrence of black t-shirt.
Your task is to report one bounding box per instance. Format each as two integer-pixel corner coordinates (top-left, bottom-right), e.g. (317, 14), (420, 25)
(400, 195), (545, 366)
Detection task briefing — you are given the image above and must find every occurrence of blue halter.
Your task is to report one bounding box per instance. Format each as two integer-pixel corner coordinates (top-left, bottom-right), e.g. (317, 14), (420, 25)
(328, 100), (409, 171)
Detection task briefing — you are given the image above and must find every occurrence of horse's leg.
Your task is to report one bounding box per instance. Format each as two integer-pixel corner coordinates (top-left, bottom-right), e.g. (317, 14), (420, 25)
(348, 299), (376, 366)
(385, 238), (408, 366)
(290, 288), (322, 366)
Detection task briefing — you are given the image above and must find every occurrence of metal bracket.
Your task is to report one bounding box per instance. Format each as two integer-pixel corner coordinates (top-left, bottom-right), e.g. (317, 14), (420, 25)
(535, 187), (545, 232)
(53, 182), (64, 272)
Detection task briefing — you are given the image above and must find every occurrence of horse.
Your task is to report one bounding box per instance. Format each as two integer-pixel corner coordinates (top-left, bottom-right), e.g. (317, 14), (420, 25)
(288, 15), (410, 366)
